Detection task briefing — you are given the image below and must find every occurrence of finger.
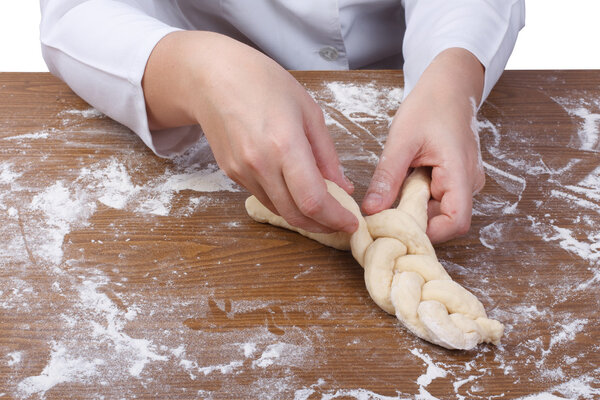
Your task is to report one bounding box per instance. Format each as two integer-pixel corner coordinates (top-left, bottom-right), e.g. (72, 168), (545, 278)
(426, 169), (473, 243)
(262, 173), (337, 234)
(240, 178), (279, 216)
(427, 198), (442, 221)
(282, 139), (358, 233)
(303, 101), (354, 194)
(362, 128), (419, 215)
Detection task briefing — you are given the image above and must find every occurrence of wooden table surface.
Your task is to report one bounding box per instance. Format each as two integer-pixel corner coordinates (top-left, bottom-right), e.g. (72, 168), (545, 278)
(0, 71), (598, 399)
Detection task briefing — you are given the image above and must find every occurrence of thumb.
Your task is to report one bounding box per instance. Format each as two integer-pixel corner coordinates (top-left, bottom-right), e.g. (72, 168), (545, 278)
(362, 131), (419, 214)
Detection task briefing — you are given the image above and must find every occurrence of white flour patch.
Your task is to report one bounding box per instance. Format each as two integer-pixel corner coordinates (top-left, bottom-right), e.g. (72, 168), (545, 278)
(17, 342), (105, 397)
(252, 342), (307, 369)
(528, 216), (600, 264)
(0, 162), (21, 184)
(6, 351), (23, 367)
(565, 165), (600, 203)
(552, 97), (600, 151)
(60, 108), (105, 119)
(29, 182), (96, 265)
(77, 158), (239, 217)
(515, 374), (600, 399)
(479, 221), (505, 249)
(540, 319), (588, 363)
(482, 161), (526, 214)
(2, 131), (49, 141)
(310, 82), (403, 155)
(325, 82), (403, 124)
(410, 348), (448, 388)
(196, 360), (244, 376)
(320, 388), (404, 400)
(0, 278), (36, 311)
(160, 165), (238, 194)
(77, 277), (168, 378)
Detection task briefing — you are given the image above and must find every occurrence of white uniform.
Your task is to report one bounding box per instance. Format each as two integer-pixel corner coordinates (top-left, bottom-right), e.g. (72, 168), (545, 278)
(40, 0), (525, 157)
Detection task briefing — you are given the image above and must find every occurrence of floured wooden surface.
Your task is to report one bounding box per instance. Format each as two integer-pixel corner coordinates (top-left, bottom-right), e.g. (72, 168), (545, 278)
(0, 72), (598, 399)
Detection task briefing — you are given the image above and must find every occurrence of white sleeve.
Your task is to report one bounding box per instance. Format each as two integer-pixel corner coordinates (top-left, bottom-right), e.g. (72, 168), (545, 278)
(40, 0), (200, 157)
(401, 0), (525, 106)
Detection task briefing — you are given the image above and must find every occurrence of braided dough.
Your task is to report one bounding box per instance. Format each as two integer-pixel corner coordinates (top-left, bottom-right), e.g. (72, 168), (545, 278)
(245, 168), (503, 350)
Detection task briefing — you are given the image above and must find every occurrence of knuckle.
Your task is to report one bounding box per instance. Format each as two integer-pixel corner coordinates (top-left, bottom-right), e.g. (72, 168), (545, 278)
(298, 192), (325, 217)
(283, 213), (309, 229)
(455, 217), (471, 236)
(270, 135), (291, 156)
(475, 171), (486, 193)
(221, 162), (241, 181)
(239, 147), (264, 172)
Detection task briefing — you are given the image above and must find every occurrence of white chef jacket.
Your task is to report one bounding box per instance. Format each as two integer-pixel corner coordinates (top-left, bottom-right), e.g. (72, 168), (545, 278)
(40, 0), (525, 157)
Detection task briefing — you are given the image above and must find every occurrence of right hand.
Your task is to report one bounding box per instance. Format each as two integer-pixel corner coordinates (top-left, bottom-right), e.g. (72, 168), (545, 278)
(143, 31), (357, 233)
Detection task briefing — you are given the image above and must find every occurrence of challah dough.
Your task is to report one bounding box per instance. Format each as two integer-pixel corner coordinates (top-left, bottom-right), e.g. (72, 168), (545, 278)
(245, 168), (503, 350)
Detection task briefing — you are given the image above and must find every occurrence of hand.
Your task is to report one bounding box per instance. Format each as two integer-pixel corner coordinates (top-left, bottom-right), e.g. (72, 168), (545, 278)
(143, 31), (357, 233)
(361, 48), (486, 243)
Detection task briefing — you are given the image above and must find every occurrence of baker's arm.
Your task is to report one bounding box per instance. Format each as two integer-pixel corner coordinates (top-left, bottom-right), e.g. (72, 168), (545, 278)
(362, 0), (525, 243)
(40, 0), (189, 156)
(401, 0), (525, 104)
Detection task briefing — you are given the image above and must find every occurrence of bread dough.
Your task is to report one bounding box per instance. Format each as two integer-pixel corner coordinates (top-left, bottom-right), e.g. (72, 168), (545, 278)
(245, 168), (504, 350)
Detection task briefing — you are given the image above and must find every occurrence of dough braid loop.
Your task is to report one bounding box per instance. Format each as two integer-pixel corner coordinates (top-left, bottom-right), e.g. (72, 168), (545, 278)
(245, 168), (504, 350)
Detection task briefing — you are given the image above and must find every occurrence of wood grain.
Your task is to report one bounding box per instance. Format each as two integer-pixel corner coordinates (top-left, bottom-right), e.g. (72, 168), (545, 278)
(0, 71), (598, 399)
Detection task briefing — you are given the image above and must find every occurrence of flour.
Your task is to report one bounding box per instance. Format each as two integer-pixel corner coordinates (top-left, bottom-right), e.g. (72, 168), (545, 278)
(410, 348), (448, 388)
(60, 108), (105, 119)
(0, 162), (21, 184)
(325, 81), (403, 124)
(77, 158), (239, 217)
(551, 97), (600, 151)
(17, 343), (105, 397)
(2, 131), (49, 141)
(6, 351), (23, 367)
(29, 182), (96, 265)
(528, 216), (600, 264)
(479, 221), (505, 249)
(515, 374), (600, 399)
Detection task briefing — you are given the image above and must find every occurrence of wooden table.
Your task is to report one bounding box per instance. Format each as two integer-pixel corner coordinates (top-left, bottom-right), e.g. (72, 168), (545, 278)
(0, 71), (598, 399)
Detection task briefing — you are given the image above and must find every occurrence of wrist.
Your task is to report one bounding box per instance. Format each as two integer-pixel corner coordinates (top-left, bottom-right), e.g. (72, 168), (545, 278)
(414, 47), (484, 108)
(142, 30), (232, 130)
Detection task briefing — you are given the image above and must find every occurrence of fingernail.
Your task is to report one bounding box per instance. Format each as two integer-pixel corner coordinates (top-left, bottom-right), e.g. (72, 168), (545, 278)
(339, 165), (354, 189)
(342, 174), (354, 190)
(365, 193), (382, 209)
(342, 219), (358, 233)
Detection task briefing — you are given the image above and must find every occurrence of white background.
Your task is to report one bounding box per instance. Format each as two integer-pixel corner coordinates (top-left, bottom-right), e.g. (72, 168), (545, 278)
(1, 0), (600, 72)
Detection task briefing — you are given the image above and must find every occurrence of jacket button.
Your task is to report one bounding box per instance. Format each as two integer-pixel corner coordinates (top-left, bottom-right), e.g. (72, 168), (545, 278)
(319, 46), (339, 61)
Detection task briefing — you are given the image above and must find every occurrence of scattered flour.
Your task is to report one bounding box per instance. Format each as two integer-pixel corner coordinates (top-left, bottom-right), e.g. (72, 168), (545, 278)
(17, 342), (105, 397)
(479, 221), (505, 249)
(551, 97), (600, 151)
(29, 182), (96, 265)
(78, 158), (239, 217)
(59, 108), (105, 119)
(410, 348), (448, 388)
(325, 81), (403, 124)
(0, 162), (21, 184)
(2, 131), (49, 141)
(6, 351), (23, 367)
(528, 216), (600, 264)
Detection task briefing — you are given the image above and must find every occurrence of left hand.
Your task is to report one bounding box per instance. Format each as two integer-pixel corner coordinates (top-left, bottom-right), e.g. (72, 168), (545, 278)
(361, 48), (486, 244)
